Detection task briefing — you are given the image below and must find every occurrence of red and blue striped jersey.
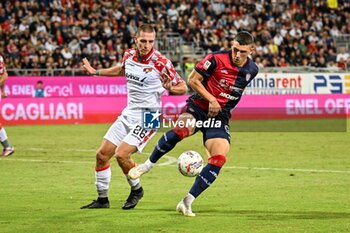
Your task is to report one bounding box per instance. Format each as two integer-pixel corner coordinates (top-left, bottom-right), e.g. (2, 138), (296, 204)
(190, 50), (259, 120)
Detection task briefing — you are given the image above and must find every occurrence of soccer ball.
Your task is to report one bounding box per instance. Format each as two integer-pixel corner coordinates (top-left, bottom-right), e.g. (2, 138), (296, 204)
(177, 151), (204, 177)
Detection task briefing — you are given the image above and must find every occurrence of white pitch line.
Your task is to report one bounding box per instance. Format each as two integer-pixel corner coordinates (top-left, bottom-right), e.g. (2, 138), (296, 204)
(18, 147), (177, 167)
(3, 148), (350, 174)
(65, 149), (96, 152)
(27, 147), (45, 151)
(157, 156), (177, 166)
(0, 157), (176, 166)
(0, 158), (93, 164)
(1, 158), (349, 174)
(227, 166), (350, 174)
(28, 147), (96, 152)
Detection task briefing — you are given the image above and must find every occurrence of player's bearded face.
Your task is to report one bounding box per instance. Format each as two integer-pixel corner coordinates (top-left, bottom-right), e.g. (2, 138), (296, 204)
(231, 41), (253, 67)
(135, 31), (155, 57)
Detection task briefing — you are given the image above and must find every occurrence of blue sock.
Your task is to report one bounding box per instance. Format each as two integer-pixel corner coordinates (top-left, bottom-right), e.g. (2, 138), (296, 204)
(149, 130), (181, 163)
(189, 164), (222, 198)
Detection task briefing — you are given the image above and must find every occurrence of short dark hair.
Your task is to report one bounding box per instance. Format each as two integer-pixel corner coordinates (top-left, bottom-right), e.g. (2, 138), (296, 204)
(37, 80), (43, 84)
(234, 31), (254, 45)
(135, 24), (156, 37)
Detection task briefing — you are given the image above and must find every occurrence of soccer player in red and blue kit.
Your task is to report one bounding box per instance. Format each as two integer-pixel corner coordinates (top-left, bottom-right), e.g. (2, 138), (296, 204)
(129, 31), (259, 216)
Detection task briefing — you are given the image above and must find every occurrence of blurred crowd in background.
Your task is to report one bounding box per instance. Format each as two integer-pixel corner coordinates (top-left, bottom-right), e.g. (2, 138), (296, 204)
(0, 0), (350, 76)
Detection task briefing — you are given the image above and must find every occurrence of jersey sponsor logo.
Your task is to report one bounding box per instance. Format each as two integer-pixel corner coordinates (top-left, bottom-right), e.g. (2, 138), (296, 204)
(126, 73), (147, 86)
(143, 67), (152, 73)
(218, 79), (243, 94)
(220, 69), (228, 74)
(203, 60), (211, 70)
(219, 92), (239, 100)
(219, 79), (232, 90)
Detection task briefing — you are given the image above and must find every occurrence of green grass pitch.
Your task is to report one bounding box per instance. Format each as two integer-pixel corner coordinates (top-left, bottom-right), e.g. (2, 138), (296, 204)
(0, 122), (349, 233)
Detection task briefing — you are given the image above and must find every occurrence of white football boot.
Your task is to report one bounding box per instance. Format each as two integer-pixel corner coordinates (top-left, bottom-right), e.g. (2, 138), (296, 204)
(128, 163), (150, 180)
(2, 147), (14, 157)
(176, 200), (196, 217)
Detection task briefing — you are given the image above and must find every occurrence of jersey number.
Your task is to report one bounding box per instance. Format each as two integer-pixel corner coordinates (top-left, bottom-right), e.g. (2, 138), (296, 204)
(133, 125), (147, 139)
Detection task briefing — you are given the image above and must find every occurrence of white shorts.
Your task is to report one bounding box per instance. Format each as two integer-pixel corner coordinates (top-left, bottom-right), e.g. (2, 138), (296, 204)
(104, 114), (157, 152)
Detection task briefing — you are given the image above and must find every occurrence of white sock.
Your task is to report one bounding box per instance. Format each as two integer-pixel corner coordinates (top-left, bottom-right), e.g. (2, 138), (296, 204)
(0, 127), (8, 142)
(125, 174), (141, 190)
(95, 165), (111, 198)
(144, 159), (155, 170)
(183, 193), (195, 206)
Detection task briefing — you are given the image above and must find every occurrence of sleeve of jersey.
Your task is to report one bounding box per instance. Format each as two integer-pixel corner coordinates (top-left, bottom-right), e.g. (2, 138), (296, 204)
(246, 62), (259, 86)
(194, 54), (216, 78)
(250, 63), (260, 81)
(121, 49), (132, 69)
(163, 59), (184, 85)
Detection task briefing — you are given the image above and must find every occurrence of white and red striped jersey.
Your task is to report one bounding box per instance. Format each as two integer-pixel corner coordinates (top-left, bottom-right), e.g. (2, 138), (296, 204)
(120, 48), (183, 118)
(0, 55), (6, 75)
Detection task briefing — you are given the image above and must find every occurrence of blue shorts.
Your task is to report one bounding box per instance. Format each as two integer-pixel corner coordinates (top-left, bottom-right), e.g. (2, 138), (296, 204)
(185, 101), (231, 144)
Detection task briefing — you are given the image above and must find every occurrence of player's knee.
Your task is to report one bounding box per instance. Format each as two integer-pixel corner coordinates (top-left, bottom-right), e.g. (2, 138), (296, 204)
(115, 151), (128, 163)
(96, 150), (110, 165)
(172, 127), (190, 140)
(208, 155), (227, 168)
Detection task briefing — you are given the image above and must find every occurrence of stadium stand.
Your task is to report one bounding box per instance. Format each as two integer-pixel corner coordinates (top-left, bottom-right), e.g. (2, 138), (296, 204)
(0, 0), (349, 76)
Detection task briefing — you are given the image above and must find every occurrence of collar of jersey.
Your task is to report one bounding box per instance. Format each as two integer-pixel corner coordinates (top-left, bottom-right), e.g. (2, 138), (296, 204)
(135, 48), (155, 63)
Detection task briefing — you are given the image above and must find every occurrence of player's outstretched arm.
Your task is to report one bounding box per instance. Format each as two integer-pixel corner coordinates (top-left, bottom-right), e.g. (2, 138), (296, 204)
(82, 58), (124, 76)
(188, 69), (221, 117)
(0, 71), (8, 85)
(161, 72), (187, 95)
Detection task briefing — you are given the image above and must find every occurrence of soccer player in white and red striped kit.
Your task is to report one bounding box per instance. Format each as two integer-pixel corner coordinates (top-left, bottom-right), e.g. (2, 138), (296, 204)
(0, 54), (15, 156)
(80, 24), (187, 209)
